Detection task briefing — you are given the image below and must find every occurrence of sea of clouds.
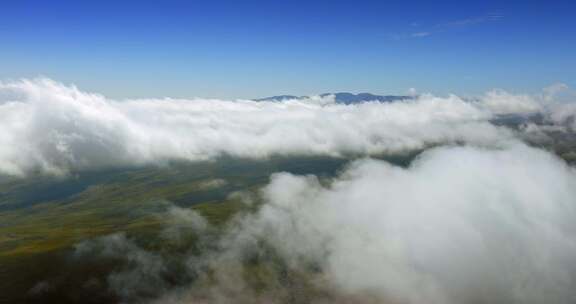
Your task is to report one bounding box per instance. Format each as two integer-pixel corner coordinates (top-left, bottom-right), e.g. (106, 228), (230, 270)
(73, 145), (576, 304)
(5, 78), (576, 303)
(2, 78), (568, 176)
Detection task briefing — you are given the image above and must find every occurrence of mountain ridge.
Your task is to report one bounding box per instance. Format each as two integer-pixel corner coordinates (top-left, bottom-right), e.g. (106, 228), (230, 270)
(255, 92), (413, 104)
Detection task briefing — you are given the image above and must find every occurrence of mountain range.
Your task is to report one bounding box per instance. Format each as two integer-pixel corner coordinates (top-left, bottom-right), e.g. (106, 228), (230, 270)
(255, 92), (412, 104)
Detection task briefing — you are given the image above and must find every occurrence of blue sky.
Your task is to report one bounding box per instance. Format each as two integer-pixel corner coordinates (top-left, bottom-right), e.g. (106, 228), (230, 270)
(0, 0), (574, 99)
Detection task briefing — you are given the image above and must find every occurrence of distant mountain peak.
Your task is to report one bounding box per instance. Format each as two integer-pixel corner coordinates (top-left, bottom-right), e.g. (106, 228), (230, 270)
(255, 92), (412, 104)
(254, 95), (303, 102)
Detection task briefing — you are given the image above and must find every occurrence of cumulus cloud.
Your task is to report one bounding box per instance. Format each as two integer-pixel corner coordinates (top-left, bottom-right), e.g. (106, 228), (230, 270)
(152, 144), (576, 304)
(11, 78), (576, 303)
(0, 78), (549, 176)
(67, 145), (576, 304)
(539, 85), (576, 130)
(480, 89), (541, 115)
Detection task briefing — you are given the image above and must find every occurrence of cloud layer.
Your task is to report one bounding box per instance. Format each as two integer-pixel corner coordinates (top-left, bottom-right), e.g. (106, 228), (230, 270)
(11, 78), (575, 303)
(0, 78), (546, 176)
(161, 144), (576, 303)
(77, 145), (575, 304)
(246, 145), (576, 303)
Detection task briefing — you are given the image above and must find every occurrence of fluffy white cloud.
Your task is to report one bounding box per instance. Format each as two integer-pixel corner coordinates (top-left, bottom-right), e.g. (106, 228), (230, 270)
(480, 89), (541, 115)
(197, 144), (576, 304)
(0, 78), (539, 176)
(26, 76), (572, 303)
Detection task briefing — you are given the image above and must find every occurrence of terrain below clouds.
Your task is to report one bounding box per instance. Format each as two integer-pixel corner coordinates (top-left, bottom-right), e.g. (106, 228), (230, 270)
(1, 78), (576, 304)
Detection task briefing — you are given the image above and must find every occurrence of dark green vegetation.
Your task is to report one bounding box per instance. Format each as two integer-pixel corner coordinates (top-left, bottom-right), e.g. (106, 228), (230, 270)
(0, 146), (571, 304)
(0, 155), (422, 304)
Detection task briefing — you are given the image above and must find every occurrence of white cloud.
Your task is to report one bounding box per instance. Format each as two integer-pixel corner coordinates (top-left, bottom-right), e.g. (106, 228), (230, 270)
(395, 13), (504, 40)
(481, 89), (541, 115)
(183, 144), (576, 303)
(411, 31), (431, 37)
(0, 78), (540, 176)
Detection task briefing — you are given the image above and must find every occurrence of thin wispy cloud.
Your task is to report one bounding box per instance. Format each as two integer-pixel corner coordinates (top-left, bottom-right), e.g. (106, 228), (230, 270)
(438, 12), (503, 29)
(411, 31), (431, 38)
(392, 12), (504, 40)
